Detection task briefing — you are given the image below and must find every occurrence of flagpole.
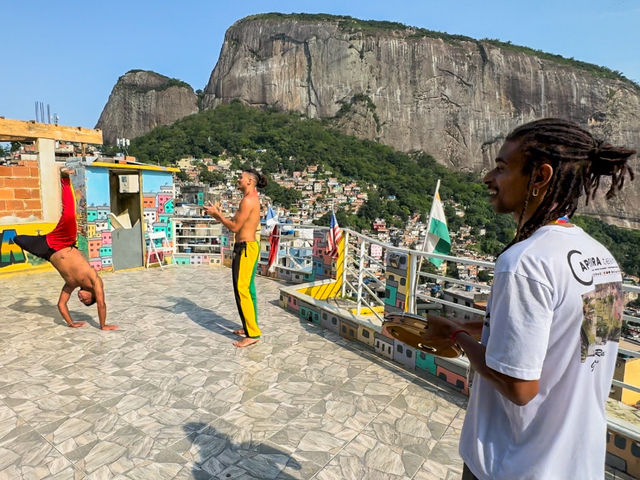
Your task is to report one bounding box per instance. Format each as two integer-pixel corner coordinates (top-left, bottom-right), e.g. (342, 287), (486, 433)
(418, 179), (440, 275)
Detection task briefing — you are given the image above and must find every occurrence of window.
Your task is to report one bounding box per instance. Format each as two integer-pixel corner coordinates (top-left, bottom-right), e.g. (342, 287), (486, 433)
(453, 298), (458, 304)
(293, 299), (297, 305)
(362, 330), (370, 339)
(614, 435), (627, 450)
(406, 349), (412, 358)
(332, 317), (337, 325)
(349, 329), (355, 336)
(388, 346), (392, 354)
(400, 278), (406, 286)
(400, 256), (406, 265)
(438, 373), (447, 381)
(342, 326), (346, 333)
(322, 313), (327, 320)
(397, 345), (404, 354)
(632, 442), (640, 458)
(389, 275), (395, 282)
(456, 380), (465, 389)
(376, 340), (380, 348)
(419, 352), (426, 360)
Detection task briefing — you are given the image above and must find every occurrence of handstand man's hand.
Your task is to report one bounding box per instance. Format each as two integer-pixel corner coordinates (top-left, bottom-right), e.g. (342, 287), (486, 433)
(67, 321), (86, 328)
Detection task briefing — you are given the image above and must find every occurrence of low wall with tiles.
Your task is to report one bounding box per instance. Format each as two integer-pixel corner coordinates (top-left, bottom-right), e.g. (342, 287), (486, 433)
(279, 280), (470, 396)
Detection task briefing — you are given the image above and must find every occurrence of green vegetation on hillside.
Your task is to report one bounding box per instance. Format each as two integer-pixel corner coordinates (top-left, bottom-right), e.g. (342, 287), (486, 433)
(118, 70), (193, 94)
(572, 215), (640, 278)
(129, 101), (511, 242)
(129, 102), (639, 275)
(242, 13), (638, 88)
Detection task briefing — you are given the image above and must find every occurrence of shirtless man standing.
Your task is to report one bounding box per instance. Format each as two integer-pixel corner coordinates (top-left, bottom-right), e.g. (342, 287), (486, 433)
(14, 168), (117, 330)
(205, 169), (266, 347)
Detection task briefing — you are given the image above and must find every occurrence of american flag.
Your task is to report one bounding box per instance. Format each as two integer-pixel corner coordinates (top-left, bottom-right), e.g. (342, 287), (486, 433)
(325, 211), (342, 258)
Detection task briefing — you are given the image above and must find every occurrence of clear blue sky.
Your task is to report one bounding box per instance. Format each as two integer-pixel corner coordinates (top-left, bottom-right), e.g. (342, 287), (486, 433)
(2, 0), (638, 130)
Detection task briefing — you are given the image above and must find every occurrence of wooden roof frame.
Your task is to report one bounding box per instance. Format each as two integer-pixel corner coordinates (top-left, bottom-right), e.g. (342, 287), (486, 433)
(0, 117), (103, 144)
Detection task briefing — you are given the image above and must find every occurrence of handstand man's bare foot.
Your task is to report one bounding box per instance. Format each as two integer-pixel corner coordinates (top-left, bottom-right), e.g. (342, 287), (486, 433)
(101, 324), (119, 331)
(233, 329), (245, 336)
(60, 167), (75, 177)
(233, 337), (259, 348)
(67, 321), (85, 328)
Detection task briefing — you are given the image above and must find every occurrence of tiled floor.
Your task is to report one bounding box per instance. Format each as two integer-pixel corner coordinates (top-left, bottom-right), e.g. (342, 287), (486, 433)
(0, 266), (467, 479)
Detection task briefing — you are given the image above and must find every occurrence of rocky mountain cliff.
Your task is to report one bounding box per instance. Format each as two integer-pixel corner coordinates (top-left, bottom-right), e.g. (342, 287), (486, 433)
(202, 14), (640, 227)
(96, 70), (198, 145)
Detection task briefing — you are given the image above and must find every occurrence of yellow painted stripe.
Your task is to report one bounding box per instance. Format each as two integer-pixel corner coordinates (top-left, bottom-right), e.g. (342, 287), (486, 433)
(90, 162), (180, 173)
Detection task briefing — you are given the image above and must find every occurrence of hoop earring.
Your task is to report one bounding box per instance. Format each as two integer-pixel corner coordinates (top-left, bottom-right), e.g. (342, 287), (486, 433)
(532, 187), (539, 197)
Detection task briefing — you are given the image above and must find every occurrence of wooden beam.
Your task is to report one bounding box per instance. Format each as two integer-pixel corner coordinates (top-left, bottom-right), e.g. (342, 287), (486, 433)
(0, 117), (103, 144)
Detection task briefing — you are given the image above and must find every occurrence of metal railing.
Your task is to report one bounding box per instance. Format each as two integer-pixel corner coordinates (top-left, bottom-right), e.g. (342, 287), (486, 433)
(266, 224), (640, 420)
(259, 224), (314, 274)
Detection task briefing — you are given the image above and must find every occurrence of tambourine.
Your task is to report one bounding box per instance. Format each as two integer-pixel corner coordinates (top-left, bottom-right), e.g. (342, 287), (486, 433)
(382, 313), (462, 358)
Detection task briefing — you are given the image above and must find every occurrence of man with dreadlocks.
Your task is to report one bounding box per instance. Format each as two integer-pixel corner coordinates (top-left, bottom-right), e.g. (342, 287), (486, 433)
(428, 118), (635, 480)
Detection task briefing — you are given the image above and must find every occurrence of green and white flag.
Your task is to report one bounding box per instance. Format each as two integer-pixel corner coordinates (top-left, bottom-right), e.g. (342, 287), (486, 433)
(423, 179), (451, 267)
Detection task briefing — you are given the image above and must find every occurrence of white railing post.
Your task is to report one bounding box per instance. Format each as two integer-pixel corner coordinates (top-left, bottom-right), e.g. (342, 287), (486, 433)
(357, 239), (366, 316)
(172, 218), (176, 256)
(408, 253), (418, 314)
(341, 231), (349, 298)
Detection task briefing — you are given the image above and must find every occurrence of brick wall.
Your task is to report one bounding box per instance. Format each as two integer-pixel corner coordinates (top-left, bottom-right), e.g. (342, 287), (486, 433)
(0, 160), (42, 219)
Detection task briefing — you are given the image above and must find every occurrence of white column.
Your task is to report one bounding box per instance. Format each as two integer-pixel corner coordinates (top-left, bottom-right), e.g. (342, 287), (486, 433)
(35, 138), (60, 222)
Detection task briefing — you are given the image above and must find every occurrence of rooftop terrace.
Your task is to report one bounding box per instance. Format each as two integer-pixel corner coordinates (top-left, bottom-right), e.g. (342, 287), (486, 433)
(0, 266), (469, 480)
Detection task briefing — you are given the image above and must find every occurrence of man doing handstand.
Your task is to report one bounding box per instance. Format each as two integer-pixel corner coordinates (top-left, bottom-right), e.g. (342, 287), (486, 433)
(13, 168), (117, 330)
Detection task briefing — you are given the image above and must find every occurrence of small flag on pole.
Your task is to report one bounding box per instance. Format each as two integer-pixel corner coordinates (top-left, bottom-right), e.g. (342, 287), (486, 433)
(325, 211), (343, 258)
(268, 225), (280, 272)
(422, 180), (451, 267)
(265, 206), (280, 272)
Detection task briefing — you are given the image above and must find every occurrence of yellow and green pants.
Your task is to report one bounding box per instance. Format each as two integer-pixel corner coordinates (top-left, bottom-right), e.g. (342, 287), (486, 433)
(231, 241), (261, 338)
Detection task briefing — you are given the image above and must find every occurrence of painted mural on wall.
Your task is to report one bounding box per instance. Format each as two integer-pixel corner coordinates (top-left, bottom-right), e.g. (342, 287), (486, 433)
(142, 171), (174, 265)
(74, 167), (175, 271)
(82, 167), (112, 272)
(0, 222), (56, 274)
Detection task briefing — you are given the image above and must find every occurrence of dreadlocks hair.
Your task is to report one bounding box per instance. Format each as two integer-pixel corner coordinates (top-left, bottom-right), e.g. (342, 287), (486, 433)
(501, 118), (635, 252)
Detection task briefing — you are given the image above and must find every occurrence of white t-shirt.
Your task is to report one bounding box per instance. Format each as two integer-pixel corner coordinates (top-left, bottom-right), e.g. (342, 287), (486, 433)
(459, 225), (624, 480)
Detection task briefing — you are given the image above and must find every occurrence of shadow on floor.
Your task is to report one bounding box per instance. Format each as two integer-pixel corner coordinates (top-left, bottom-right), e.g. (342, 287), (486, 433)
(295, 313), (468, 408)
(8, 296), (100, 329)
(184, 422), (300, 480)
(150, 296), (241, 340)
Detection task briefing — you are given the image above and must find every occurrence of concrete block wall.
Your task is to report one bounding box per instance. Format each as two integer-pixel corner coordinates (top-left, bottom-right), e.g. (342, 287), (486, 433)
(0, 160), (42, 219)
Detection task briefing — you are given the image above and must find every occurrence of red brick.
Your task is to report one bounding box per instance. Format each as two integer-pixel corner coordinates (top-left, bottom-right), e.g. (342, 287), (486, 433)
(5, 178), (39, 188)
(21, 210), (41, 218)
(29, 167), (39, 177)
(0, 166), (12, 176)
(15, 189), (39, 200)
(0, 189), (14, 200)
(0, 201), (6, 211)
(24, 199), (42, 210)
(5, 200), (25, 211)
(11, 166), (30, 176)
